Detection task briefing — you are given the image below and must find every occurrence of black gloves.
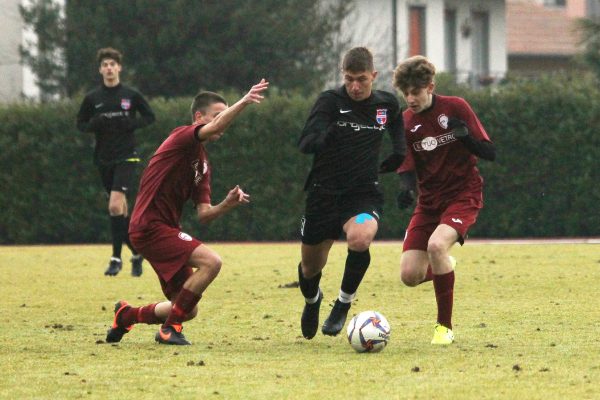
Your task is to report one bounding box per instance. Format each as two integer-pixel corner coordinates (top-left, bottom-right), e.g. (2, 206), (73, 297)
(397, 189), (415, 209)
(448, 117), (469, 139)
(379, 153), (404, 173)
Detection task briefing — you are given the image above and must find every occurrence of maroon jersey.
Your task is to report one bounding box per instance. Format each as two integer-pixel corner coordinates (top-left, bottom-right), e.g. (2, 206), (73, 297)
(130, 124), (211, 232)
(399, 95), (491, 210)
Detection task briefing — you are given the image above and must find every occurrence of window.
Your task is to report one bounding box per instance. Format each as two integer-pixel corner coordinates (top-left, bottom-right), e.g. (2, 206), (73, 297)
(588, 0), (600, 17)
(471, 11), (490, 84)
(543, 0), (566, 6)
(409, 6), (426, 56)
(444, 9), (457, 73)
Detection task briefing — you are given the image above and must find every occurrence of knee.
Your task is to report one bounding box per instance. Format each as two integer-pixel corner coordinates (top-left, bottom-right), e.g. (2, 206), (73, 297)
(400, 268), (423, 287)
(206, 254), (222, 278)
(347, 233), (372, 252)
(427, 239), (446, 259)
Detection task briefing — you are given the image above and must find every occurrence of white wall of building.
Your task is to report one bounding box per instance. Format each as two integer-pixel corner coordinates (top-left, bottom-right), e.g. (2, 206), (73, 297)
(0, 0), (39, 103)
(332, 0), (507, 89)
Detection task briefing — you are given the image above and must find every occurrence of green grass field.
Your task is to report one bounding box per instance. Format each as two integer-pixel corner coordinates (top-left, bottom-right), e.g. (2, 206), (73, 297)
(1, 242), (599, 399)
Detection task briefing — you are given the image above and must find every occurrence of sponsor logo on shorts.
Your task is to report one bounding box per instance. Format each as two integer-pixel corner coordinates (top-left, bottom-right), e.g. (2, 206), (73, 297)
(372, 210), (380, 219)
(178, 232), (193, 241)
(451, 218), (463, 224)
(300, 217), (306, 236)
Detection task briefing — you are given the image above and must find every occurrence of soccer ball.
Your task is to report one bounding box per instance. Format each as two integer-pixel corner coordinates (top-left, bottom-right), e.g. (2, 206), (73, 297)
(346, 310), (391, 353)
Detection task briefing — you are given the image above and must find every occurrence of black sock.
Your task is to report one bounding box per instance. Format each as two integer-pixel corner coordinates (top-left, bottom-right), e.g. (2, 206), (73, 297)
(298, 262), (321, 299)
(340, 249), (371, 295)
(110, 215), (126, 259)
(122, 216), (138, 256)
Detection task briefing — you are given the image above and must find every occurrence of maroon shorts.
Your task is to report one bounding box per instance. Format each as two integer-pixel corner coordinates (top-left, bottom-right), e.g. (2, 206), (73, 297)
(129, 223), (201, 299)
(403, 192), (482, 251)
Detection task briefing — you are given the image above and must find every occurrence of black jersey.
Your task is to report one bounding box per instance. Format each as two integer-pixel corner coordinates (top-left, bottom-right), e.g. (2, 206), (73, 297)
(299, 86), (405, 192)
(76, 83), (155, 165)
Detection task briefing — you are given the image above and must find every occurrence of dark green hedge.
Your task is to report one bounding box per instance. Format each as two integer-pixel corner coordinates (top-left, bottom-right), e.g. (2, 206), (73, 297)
(1, 76), (598, 244)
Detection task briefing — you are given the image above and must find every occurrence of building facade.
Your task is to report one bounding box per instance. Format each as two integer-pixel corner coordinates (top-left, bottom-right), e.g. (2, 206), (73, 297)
(0, 0), (38, 103)
(330, 0), (507, 89)
(507, 0), (600, 76)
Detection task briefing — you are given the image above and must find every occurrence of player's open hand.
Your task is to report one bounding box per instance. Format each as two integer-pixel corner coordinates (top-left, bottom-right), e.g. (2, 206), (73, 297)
(242, 79), (269, 105)
(224, 185), (250, 208)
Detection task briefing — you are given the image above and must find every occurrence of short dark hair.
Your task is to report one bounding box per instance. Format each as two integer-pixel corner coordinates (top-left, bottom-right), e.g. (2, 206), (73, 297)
(342, 47), (374, 73)
(190, 91), (227, 120)
(393, 55), (436, 92)
(97, 47), (122, 65)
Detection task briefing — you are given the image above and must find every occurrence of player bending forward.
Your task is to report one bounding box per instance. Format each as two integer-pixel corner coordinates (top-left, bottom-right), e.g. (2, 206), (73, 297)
(105, 79), (269, 345)
(393, 56), (495, 344)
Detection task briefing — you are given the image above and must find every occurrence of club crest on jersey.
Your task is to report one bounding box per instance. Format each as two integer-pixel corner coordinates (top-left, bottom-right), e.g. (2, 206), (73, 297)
(191, 159), (208, 185)
(438, 114), (448, 129)
(376, 109), (388, 125)
(121, 98), (131, 110)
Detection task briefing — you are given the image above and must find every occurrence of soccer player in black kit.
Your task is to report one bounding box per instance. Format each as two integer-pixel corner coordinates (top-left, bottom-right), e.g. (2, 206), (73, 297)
(296, 47), (406, 339)
(76, 48), (155, 277)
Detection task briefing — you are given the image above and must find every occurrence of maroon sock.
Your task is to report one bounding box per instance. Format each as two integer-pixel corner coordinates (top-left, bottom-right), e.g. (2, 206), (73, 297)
(433, 270), (455, 329)
(164, 289), (201, 327)
(137, 303), (161, 324)
(421, 265), (434, 283)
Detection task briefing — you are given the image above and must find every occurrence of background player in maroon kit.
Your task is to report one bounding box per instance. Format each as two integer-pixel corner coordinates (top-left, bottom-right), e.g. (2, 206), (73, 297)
(105, 79), (269, 345)
(392, 56), (495, 344)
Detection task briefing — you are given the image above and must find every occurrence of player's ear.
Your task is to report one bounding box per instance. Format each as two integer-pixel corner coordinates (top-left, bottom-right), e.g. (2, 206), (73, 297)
(371, 70), (378, 80)
(193, 110), (204, 123)
(426, 82), (435, 94)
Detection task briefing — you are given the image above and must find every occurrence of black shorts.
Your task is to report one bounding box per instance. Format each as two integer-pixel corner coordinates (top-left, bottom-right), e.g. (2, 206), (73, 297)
(300, 188), (383, 245)
(98, 161), (137, 195)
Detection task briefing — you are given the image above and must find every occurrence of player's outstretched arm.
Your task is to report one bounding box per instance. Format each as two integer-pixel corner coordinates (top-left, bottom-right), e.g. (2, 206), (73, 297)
(197, 185), (250, 224)
(198, 79), (269, 141)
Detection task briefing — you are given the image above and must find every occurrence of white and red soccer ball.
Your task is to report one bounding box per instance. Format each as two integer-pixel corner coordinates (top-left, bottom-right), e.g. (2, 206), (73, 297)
(346, 310), (391, 353)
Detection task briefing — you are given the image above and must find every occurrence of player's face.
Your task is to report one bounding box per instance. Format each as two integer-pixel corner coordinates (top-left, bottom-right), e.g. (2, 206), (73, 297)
(196, 102), (228, 141)
(343, 70), (377, 101)
(402, 83), (434, 113)
(99, 59), (121, 84)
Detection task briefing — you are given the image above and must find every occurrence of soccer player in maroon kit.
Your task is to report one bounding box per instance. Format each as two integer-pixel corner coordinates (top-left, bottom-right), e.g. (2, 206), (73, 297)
(105, 79), (269, 345)
(392, 56), (495, 344)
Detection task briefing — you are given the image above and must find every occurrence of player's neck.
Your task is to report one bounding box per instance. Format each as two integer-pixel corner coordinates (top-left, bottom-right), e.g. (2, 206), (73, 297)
(103, 78), (120, 88)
